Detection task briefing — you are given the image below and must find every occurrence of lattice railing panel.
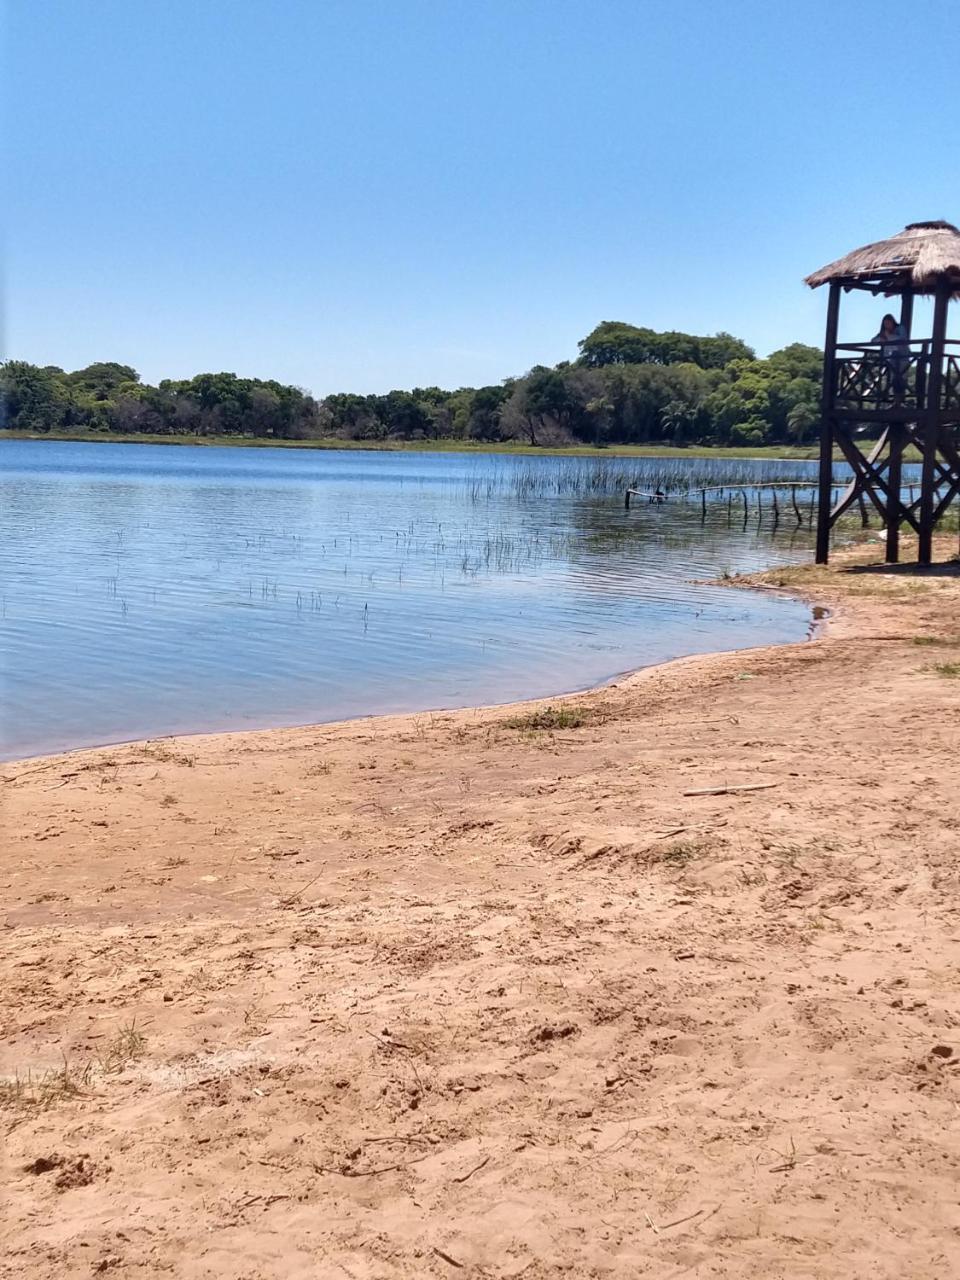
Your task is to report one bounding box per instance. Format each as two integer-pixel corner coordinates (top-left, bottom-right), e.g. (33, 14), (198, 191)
(833, 341), (960, 413)
(834, 351), (924, 411)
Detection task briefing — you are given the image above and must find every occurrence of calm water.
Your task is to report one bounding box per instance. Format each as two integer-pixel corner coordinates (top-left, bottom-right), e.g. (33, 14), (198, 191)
(1, 440), (831, 760)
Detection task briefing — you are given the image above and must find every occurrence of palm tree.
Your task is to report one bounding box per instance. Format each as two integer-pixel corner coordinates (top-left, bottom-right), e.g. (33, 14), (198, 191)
(659, 399), (694, 445)
(786, 402), (818, 445)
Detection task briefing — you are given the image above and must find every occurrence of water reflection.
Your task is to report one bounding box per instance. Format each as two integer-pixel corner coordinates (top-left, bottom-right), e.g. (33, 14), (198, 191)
(1, 440), (839, 759)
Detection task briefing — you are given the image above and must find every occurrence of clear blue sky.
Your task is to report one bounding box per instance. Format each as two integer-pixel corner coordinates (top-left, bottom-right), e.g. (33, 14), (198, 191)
(6, 0), (957, 395)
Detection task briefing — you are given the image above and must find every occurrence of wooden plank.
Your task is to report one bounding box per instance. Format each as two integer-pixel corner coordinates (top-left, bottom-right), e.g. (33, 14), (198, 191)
(833, 432), (922, 536)
(833, 433), (895, 528)
(829, 427), (889, 524)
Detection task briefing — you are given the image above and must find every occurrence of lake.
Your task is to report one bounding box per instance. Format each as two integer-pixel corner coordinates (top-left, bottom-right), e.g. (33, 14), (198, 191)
(1, 440), (839, 760)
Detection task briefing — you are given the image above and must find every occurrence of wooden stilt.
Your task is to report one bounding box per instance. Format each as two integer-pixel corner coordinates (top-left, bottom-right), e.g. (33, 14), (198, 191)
(816, 284), (841, 563)
(886, 422), (904, 562)
(918, 286), (950, 565)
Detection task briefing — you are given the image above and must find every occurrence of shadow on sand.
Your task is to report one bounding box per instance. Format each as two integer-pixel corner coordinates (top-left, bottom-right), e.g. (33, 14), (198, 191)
(843, 558), (960, 579)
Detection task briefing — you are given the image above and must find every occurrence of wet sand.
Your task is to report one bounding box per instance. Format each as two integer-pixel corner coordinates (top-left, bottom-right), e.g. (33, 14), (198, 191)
(2, 537), (959, 1279)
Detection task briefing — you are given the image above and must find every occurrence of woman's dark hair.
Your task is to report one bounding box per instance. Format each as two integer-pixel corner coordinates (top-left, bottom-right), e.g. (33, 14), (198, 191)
(882, 313), (897, 328)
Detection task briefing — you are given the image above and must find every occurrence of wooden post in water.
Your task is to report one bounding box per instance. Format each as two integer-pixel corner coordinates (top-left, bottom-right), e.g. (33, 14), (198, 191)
(791, 486), (802, 524)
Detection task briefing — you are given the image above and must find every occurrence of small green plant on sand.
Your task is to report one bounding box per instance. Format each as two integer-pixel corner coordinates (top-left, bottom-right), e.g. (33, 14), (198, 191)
(931, 662), (960, 678)
(1, 1023), (148, 1113)
(99, 1020), (147, 1073)
(0, 1057), (94, 1112)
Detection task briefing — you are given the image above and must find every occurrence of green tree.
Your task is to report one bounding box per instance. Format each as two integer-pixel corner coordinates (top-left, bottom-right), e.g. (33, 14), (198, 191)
(67, 362), (140, 400)
(578, 321), (662, 367)
(0, 361), (69, 432)
(466, 385), (509, 440)
(578, 321), (753, 370)
(767, 343), (822, 382)
(501, 368), (575, 446)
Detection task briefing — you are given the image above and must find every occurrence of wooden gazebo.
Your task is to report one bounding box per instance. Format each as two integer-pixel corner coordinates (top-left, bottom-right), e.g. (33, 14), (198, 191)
(805, 220), (960, 564)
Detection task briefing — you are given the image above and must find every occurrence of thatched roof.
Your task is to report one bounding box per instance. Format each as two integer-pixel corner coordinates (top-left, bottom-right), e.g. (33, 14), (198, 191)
(805, 221), (960, 294)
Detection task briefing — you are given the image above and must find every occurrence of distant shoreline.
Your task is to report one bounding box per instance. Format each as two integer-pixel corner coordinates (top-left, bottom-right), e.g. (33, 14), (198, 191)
(0, 430), (819, 462)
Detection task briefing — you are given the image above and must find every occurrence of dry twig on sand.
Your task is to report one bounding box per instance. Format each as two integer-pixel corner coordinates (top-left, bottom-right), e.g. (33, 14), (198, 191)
(451, 1154), (490, 1184)
(277, 874), (322, 907)
(652, 819), (728, 840)
(433, 1246), (465, 1269)
(645, 1204), (722, 1235)
(683, 782), (778, 797)
(311, 1152), (431, 1178)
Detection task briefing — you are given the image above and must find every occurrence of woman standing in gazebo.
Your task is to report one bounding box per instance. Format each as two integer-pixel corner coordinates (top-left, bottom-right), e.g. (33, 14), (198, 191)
(871, 312), (910, 396)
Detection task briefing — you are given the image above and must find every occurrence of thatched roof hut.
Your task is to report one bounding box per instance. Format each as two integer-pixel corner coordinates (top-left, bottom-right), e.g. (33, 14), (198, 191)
(805, 221), (960, 295)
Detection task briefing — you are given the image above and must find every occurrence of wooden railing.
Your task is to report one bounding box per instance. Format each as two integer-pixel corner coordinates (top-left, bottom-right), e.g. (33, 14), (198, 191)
(832, 339), (960, 414)
(944, 352), (960, 411)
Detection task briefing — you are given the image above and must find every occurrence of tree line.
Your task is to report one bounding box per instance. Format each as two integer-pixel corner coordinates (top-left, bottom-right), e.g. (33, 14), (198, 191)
(0, 321), (823, 448)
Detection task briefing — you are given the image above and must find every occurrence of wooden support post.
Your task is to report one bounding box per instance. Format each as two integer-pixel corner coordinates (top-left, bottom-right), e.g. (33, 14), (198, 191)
(700, 488), (706, 521)
(886, 421), (904, 562)
(899, 291), (914, 338)
(624, 489), (631, 509)
(816, 283), (841, 563)
(884, 288), (913, 563)
(918, 285), (950, 564)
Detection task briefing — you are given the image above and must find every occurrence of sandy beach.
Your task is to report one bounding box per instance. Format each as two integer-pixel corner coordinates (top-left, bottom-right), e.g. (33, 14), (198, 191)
(2, 538), (959, 1279)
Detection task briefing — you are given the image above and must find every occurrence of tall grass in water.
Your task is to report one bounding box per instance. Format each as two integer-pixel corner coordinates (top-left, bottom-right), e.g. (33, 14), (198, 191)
(461, 455), (865, 502)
